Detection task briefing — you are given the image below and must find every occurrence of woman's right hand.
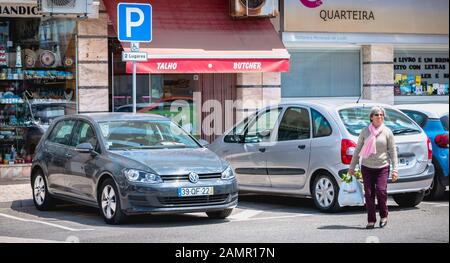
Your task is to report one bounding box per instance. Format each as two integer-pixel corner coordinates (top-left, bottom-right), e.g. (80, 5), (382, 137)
(348, 169), (355, 177)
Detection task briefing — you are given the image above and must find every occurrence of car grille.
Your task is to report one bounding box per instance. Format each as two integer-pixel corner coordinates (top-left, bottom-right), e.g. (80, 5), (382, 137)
(160, 173), (222, 182)
(158, 194), (229, 206)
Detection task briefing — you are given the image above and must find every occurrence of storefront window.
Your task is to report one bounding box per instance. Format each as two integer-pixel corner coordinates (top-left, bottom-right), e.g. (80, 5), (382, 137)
(0, 18), (77, 165)
(394, 50), (449, 97)
(110, 39), (198, 135)
(282, 50), (361, 98)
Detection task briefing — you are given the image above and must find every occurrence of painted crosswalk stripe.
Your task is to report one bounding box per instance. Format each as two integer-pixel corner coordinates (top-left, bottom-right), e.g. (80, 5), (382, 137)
(0, 213), (94, 232)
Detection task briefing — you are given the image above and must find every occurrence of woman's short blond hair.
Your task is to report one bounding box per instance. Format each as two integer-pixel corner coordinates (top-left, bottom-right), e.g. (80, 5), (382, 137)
(369, 106), (386, 122)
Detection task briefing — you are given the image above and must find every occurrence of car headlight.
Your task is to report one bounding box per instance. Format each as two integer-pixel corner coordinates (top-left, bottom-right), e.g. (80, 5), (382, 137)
(221, 166), (235, 180)
(123, 169), (162, 184)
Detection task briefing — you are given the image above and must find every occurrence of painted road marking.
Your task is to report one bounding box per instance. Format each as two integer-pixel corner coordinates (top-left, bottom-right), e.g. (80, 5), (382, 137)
(229, 209), (264, 221)
(0, 236), (65, 243)
(0, 213), (94, 232)
(231, 213), (313, 222)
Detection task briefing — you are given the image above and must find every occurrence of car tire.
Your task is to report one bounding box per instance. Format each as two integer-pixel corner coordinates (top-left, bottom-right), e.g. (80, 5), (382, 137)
(312, 174), (341, 213)
(206, 208), (233, 219)
(426, 162), (446, 200)
(32, 171), (55, 211)
(99, 179), (127, 225)
(393, 192), (425, 208)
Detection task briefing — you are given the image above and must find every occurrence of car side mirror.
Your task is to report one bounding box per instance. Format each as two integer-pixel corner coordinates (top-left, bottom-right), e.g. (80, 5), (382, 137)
(76, 143), (94, 154)
(198, 139), (209, 147)
(259, 129), (271, 138)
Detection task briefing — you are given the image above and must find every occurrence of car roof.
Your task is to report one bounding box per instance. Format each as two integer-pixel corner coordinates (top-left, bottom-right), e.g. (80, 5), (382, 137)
(278, 99), (397, 112)
(75, 113), (170, 122)
(395, 104), (449, 118)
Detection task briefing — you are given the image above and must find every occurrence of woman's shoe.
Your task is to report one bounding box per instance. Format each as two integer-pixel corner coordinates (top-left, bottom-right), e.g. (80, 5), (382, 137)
(380, 218), (388, 228)
(366, 223), (375, 229)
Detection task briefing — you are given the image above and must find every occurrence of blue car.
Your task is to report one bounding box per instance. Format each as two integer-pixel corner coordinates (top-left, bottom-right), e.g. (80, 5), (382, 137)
(397, 104), (449, 199)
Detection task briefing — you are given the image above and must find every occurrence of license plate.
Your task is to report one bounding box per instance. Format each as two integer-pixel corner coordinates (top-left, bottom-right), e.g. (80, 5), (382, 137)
(178, 187), (214, 197)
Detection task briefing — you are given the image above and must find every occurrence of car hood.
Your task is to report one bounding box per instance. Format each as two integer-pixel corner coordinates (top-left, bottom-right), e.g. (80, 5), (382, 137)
(112, 147), (227, 175)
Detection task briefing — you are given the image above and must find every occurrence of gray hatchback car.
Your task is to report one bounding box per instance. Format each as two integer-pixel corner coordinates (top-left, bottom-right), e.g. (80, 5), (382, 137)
(31, 113), (238, 224)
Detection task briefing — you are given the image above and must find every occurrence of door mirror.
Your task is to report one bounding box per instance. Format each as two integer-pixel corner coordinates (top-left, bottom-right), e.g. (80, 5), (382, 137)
(198, 139), (209, 147)
(259, 129), (271, 138)
(75, 143), (94, 153)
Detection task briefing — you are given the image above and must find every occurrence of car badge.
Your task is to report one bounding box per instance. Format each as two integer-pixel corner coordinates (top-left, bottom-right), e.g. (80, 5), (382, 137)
(188, 172), (199, 184)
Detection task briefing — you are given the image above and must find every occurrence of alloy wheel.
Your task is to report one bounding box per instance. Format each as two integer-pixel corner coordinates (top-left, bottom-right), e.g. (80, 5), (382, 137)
(101, 185), (117, 219)
(34, 175), (46, 206)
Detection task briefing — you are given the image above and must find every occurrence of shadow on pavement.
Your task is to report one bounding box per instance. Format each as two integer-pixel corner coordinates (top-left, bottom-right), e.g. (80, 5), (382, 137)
(317, 225), (367, 231)
(10, 203), (233, 228)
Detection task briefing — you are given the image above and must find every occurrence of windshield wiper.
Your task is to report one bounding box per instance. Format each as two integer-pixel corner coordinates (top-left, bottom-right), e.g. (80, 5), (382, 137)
(392, 128), (420, 135)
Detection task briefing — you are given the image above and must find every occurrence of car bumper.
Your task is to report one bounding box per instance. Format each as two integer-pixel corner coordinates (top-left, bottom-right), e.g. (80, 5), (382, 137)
(119, 179), (239, 215)
(387, 163), (434, 194)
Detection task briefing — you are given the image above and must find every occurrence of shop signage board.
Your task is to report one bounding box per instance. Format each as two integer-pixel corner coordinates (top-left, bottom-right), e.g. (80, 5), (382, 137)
(284, 0), (449, 35)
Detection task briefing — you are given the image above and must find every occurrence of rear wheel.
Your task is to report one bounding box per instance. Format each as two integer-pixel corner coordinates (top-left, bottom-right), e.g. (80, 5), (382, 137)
(206, 209), (233, 219)
(99, 179), (127, 225)
(312, 174), (341, 212)
(426, 162), (446, 200)
(393, 192), (425, 207)
(32, 171), (55, 211)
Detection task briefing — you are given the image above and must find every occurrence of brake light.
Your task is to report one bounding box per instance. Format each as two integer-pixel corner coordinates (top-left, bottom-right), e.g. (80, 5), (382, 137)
(341, 139), (357, 165)
(427, 138), (433, 160)
(435, 134), (449, 148)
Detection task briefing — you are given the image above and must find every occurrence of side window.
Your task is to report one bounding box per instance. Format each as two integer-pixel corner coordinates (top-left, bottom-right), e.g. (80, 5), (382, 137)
(48, 120), (76, 146)
(402, 110), (428, 128)
(224, 116), (250, 143)
(73, 121), (98, 149)
(277, 107), (311, 141)
(312, 109), (332, 138)
(245, 108), (282, 143)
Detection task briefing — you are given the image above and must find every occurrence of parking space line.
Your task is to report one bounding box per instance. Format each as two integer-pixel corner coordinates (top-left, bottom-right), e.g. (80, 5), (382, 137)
(0, 213), (95, 232)
(229, 209), (264, 221)
(0, 236), (65, 243)
(230, 213), (313, 222)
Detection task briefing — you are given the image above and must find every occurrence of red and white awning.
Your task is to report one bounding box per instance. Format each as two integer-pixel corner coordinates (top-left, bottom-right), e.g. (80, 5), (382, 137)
(104, 0), (290, 74)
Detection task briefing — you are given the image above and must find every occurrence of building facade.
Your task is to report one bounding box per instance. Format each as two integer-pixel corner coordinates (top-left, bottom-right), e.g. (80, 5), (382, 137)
(281, 0), (449, 105)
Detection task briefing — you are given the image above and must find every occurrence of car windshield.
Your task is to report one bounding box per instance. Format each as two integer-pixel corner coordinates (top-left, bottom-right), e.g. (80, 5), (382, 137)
(339, 107), (421, 136)
(99, 120), (199, 150)
(441, 115), (449, 131)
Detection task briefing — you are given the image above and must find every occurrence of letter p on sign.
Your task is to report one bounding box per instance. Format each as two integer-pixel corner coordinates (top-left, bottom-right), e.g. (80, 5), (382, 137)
(118, 3), (152, 43)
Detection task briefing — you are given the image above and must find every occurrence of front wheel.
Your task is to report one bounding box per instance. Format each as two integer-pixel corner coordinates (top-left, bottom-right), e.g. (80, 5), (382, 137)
(32, 171), (55, 211)
(312, 174), (341, 212)
(206, 209), (233, 219)
(99, 179), (127, 225)
(393, 192), (425, 207)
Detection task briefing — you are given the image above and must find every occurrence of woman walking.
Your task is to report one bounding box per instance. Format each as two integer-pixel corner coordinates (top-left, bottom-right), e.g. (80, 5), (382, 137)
(349, 106), (399, 229)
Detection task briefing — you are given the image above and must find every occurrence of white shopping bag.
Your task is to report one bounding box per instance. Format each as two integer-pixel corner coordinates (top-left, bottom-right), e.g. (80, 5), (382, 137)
(338, 177), (365, 207)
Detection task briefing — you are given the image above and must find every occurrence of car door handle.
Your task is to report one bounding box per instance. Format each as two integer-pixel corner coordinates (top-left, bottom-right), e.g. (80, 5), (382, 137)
(298, 145), (306, 150)
(259, 148), (266, 153)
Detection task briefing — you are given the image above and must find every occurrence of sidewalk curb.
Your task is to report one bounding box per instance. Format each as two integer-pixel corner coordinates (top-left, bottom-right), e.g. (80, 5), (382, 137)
(0, 199), (34, 209)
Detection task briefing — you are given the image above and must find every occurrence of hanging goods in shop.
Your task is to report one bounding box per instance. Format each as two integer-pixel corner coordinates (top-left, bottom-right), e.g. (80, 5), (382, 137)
(39, 50), (56, 67)
(24, 49), (37, 68)
(15, 45), (22, 68)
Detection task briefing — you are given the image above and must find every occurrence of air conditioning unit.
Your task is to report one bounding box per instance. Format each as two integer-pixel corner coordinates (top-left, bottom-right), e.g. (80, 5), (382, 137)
(230, 0), (279, 18)
(37, 0), (94, 17)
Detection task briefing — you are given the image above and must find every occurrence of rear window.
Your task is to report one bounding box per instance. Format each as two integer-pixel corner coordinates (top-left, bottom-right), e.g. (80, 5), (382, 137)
(339, 107), (421, 136)
(401, 110), (429, 128)
(441, 115), (449, 131)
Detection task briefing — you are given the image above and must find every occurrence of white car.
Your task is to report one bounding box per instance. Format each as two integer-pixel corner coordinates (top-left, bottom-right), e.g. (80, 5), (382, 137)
(208, 101), (434, 212)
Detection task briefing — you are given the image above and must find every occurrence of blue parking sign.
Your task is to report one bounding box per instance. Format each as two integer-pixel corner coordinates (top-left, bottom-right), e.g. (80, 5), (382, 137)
(118, 3), (152, 43)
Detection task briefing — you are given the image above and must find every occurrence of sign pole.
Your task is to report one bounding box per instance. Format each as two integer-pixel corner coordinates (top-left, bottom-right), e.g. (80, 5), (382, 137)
(133, 61), (137, 114)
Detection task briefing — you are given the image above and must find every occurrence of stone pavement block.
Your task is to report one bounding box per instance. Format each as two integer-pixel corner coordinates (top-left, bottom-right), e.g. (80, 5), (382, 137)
(0, 183), (32, 208)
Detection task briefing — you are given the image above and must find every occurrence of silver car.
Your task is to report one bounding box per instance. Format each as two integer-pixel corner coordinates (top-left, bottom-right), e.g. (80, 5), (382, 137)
(208, 101), (434, 212)
(31, 113), (238, 224)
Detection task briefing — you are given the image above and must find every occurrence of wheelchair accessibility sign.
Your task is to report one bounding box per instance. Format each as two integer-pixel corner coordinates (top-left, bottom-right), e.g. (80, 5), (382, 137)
(118, 3), (152, 43)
